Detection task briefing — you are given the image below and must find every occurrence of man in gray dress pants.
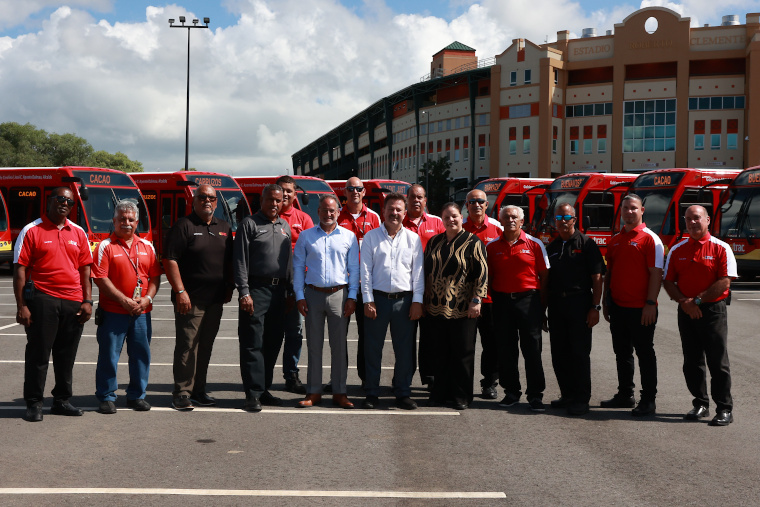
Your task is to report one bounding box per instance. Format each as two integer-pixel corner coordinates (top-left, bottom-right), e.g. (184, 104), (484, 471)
(293, 195), (360, 409)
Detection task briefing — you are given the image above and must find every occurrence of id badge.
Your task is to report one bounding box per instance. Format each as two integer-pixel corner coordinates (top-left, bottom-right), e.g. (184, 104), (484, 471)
(133, 286), (142, 299)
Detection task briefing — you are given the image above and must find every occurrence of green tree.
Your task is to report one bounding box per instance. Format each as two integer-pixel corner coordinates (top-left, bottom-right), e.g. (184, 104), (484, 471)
(418, 156), (452, 215)
(46, 132), (94, 166)
(88, 151), (144, 173)
(0, 122), (50, 166)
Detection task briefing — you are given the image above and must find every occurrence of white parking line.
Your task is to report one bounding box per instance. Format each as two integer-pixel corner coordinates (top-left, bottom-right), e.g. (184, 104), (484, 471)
(0, 360), (395, 369)
(0, 487), (499, 498)
(0, 334), (363, 341)
(0, 406), (460, 416)
(0, 323), (18, 330)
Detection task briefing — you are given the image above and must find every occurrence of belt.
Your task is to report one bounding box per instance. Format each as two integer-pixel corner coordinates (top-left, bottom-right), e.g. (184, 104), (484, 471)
(306, 284), (347, 294)
(373, 290), (412, 300)
(553, 289), (589, 298)
(498, 289), (538, 300)
(252, 276), (282, 286)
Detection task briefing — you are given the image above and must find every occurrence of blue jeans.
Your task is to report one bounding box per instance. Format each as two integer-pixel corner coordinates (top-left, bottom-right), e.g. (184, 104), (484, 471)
(282, 303), (304, 377)
(95, 310), (152, 402)
(364, 293), (416, 397)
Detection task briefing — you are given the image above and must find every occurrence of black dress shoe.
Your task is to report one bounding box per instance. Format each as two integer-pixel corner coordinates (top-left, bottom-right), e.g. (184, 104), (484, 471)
(50, 400), (83, 416)
(98, 401), (117, 414)
(631, 399), (656, 417)
(126, 399), (151, 411)
(600, 394), (635, 408)
(568, 402), (590, 416)
(322, 382), (333, 393)
(361, 396), (379, 409)
(243, 397), (262, 412)
(25, 405), (43, 422)
(396, 397), (418, 410)
(481, 385), (498, 400)
(259, 391), (282, 406)
(454, 401), (468, 410)
(190, 392), (217, 406)
(550, 396), (571, 409)
(285, 373), (307, 395)
(709, 410), (733, 426)
(684, 405), (709, 420)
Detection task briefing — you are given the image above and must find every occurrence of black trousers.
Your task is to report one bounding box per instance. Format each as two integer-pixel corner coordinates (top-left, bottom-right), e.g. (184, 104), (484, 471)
(608, 303), (658, 400)
(238, 283), (286, 399)
(24, 292), (84, 405)
(477, 302), (499, 388)
(417, 314), (434, 383)
(548, 294), (592, 403)
(492, 292), (546, 400)
(427, 315), (477, 406)
(677, 301), (732, 411)
(348, 292), (366, 382)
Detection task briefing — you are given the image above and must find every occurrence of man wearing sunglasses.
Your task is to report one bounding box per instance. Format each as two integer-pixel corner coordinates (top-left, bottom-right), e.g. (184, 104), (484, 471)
(164, 185), (234, 411)
(463, 189), (503, 399)
(545, 203), (605, 415)
(336, 177), (380, 389)
(14, 187), (93, 422)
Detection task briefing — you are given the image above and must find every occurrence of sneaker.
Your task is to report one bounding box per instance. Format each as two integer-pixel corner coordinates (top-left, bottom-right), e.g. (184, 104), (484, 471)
(172, 395), (194, 411)
(481, 385), (498, 400)
(528, 398), (545, 412)
(285, 373), (307, 395)
(498, 393), (520, 407)
(126, 399), (151, 411)
(190, 392), (217, 406)
(98, 401), (117, 414)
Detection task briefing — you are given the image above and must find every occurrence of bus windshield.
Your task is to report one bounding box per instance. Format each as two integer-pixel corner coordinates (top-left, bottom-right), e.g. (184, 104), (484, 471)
(719, 187), (760, 239)
(81, 187), (150, 235)
(214, 189), (249, 232)
(635, 188), (675, 236)
(545, 191), (579, 218)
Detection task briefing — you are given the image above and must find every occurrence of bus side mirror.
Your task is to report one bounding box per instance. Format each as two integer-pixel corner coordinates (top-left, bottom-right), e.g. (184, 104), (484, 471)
(679, 215), (685, 233)
(79, 186), (89, 201)
(582, 215), (591, 231)
(301, 193), (309, 205)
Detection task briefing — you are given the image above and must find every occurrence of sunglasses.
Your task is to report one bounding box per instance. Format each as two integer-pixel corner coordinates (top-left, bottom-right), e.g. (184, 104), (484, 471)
(53, 195), (75, 207)
(196, 195), (217, 202)
(555, 215), (575, 222)
(345, 186), (364, 193)
(468, 199), (486, 205)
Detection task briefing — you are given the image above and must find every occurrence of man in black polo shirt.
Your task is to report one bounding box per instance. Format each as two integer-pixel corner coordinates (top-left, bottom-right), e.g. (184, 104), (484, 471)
(545, 203), (605, 415)
(164, 184), (234, 411)
(233, 184), (293, 412)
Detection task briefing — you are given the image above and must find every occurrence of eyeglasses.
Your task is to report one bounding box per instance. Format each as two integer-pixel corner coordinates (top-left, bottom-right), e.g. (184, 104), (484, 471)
(53, 195), (75, 207)
(555, 215), (575, 222)
(196, 195), (217, 202)
(345, 186), (364, 193)
(467, 199), (486, 205)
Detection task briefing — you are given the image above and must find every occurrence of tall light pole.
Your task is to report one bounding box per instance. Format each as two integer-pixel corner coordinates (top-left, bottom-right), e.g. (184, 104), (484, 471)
(169, 16), (210, 171)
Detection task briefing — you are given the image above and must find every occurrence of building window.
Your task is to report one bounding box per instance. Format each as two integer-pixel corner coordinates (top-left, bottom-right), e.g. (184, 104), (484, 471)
(727, 133), (738, 150)
(552, 139), (557, 154)
(524, 69), (531, 84)
(446, 119), (451, 130)
(463, 136), (469, 161)
(584, 139), (592, 154)
(510, 71), (517, 86)
(464, 116), (470, 127)
(694, 134), (704, 151)
(570, 140), (578, 154)
(565, 102), (613, 118)
(479, 147), (486, 160)
(554, 69), (558, 85)
(598, 139), (607, 153)
(455, 117), (460, 129)
(479, 114), (488, 126)
(438, 121), (444, 132)
(420, 124), (427, 135)
(523, 139), (531, 154)
(689, 96), (745, 110)
(623, 99), (676, 152)
(510, 140), (517, 155)
(509, 104), (531, 119)
(711, 134), (721, 150)
(454, 138), (460, 162)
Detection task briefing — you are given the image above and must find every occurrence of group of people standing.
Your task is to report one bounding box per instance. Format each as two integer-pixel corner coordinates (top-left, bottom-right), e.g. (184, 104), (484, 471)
(13, 179), (736, 427)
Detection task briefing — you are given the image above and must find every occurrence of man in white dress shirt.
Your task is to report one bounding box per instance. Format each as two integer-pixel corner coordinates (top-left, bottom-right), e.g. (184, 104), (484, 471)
(360, 193), (424, 410)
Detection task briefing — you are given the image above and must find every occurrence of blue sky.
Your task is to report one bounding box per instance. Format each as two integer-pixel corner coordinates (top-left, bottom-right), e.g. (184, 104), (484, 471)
(0, 1), (758, 174)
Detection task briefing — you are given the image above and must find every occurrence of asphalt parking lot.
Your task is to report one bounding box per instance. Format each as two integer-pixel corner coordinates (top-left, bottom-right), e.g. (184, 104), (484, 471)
(0, 265), (758, 506)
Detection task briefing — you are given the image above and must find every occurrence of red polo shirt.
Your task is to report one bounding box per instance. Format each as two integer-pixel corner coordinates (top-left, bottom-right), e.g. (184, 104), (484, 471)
(337, 204), (380, 247)
(280, 206), (314, 250)
(92, 233), (161, 314)
(403, 212), (445, 251)
(486, 230), (549, 293)
(664, 233), (737, 302)
(606, 223), (664, 308)
(14, 216), (92, 302)
(464, 217), (503, 303)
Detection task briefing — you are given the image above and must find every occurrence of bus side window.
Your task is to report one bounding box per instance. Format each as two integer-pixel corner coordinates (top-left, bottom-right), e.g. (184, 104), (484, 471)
(177, 198), (187, 219)
(680, 189), (714, 219)
(582, 191), (615, 231)
(162, 197), (173, 229)
(247, 193), (261, 214)
(8, 187), (41, 229)
(143, 191), (158, 231)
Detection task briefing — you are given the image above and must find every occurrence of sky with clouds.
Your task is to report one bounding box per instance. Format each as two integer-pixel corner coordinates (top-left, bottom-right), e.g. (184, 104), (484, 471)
(0, 0), (758, 176)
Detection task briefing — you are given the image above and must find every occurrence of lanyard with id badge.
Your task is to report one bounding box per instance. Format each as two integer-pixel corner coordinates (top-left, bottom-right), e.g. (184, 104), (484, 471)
(119, 242), (143, 299)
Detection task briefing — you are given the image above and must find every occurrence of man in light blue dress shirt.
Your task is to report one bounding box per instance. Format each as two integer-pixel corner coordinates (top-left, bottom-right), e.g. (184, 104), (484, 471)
(293, 195), (360, 409)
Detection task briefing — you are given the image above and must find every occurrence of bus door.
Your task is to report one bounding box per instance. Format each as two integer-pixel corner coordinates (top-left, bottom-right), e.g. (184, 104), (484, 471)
(0, 192), (11, 262)
(6, 187), (43, 236)
(159, 191), (187, 252)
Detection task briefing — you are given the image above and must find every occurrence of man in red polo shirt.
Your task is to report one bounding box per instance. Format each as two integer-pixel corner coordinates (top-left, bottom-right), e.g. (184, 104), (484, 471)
(92, 200), (161, 414)
(13, 187), (93, 422)
(276, 175), (314, 395)
(487, 205), (549, 412)
(463, 189), (503, 399)
(336, 176), (380, 388)
(663, 205), (737, 426)
(403, 183), (444, 388)
(602, 193), (664, 417)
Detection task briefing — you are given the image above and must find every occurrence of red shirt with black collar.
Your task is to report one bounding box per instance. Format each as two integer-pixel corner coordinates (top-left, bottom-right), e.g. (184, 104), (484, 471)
(664, 233), (737, 302)
(486, 229), (550, 293)
(606, 223), (664, 308)
(403, 212), (445, 251)
(337, 204), (380, 247)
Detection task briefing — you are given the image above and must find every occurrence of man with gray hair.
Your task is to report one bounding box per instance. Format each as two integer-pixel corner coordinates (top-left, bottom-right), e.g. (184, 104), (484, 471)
(92, 200), (161, 414)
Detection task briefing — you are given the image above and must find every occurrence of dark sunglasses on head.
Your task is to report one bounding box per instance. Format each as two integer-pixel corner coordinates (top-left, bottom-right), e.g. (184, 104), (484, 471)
(196, 195), (217, 202)
(555, 215), (575, 222)
(345, 186), (364, 192)
(468, 199), (486, 205)
(53, 195), (75, 207)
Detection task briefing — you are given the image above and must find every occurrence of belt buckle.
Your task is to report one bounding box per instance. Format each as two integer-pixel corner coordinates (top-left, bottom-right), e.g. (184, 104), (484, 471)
(272, 278), (280, 286)
(510, 292), (518, 300)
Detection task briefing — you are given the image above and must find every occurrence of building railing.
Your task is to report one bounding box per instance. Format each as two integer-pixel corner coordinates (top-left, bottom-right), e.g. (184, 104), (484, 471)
(418, 57), (495, 82)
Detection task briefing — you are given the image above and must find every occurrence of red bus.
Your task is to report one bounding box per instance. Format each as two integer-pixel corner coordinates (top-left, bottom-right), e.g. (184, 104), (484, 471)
(535, 172), (636, 254)
(714, 166), (760, 278)
(0, 191), (11, 264)
(0, 167), (152, 251)
(328, 179), (411, 217)
(131, 171), (249, 258)
(472, 177), (553, 233)
(617, 168), (741, 251)
(235, 175), (336, 226)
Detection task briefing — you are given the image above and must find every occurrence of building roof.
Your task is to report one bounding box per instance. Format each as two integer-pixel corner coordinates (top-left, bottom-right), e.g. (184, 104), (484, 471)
(441, 41), (475, 52)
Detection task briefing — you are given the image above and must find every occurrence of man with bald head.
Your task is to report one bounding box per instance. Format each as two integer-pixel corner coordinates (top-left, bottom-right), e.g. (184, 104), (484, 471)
(663, 205), (737, 426)
(164, 184), (234, 411)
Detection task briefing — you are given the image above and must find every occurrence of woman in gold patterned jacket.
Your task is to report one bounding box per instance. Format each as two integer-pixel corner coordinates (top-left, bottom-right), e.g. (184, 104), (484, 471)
(423, 202), (488, 410)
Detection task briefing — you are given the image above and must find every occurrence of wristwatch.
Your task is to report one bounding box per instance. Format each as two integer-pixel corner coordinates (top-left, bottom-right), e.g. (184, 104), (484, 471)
(471, 298), (481, 305)
(147, 295), (153, 304)
(82, 299), (93, 305)
(592, 304), (602, 311)
(693, 296), (702, 306)
(645, 299), (656, 305)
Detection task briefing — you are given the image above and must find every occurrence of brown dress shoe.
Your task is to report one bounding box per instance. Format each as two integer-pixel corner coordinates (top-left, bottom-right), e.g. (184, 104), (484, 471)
(332, 394), (354, 409)
(297, 393), (322, 408)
